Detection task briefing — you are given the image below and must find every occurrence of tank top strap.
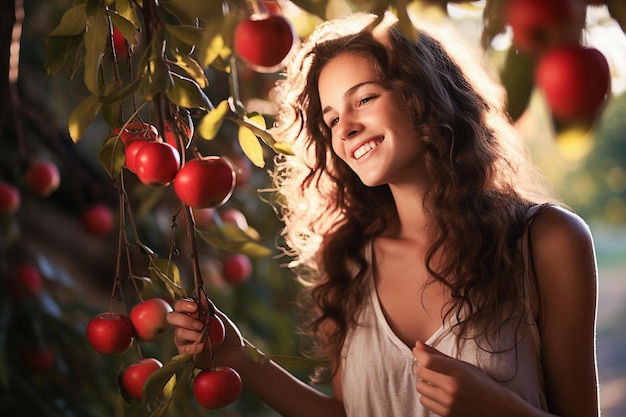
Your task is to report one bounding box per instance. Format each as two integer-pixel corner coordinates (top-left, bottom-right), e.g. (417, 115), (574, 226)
(520, 202), (553, 318)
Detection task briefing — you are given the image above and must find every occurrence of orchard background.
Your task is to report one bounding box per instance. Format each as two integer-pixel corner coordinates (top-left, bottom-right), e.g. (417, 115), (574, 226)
(1, 0), (626, 416)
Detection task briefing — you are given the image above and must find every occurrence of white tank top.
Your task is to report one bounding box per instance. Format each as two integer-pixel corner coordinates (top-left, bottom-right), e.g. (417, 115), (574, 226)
(341, 206), (549, 416)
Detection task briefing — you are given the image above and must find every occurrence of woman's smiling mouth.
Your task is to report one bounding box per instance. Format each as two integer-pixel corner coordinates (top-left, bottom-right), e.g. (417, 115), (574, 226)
(353, 137), (384, 159)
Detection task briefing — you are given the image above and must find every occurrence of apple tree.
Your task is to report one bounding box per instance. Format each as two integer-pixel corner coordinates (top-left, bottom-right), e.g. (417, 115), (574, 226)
(1, 0), (625, 416)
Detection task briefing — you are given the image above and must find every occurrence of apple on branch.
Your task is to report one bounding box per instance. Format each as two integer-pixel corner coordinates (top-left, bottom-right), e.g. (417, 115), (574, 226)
(134, 141), (181, 187)
(24, 160), (60, 197)
(0, 180), (20, 215)
(129, 298), (173, 342)
(81, 204), (114, 236)
(193, 366), (242, 409)
(174, 157), (236, 209)
(234, 13), (296, 73)
(86, 312), (134, 354)
(120, 358), (163, 401)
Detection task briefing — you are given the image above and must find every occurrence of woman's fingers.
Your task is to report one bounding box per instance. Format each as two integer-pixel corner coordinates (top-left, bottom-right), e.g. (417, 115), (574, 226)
(173, 298), (198, 313)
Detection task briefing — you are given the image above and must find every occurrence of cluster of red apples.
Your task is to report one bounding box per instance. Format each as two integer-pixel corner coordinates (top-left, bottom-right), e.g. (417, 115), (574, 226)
(117, 120), (237, 209)
(87, 298), (241, 408)
(505, 0), (611, 125)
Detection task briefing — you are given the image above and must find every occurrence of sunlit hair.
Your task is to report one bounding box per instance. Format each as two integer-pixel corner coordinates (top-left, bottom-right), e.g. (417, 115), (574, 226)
(269, 12), (553, 381)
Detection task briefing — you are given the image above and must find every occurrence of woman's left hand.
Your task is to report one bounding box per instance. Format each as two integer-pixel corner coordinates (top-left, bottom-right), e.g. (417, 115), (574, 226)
(412, 340), (508, 417)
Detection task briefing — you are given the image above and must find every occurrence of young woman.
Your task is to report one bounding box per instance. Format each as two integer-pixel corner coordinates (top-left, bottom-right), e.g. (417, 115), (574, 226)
(167, 13), (600, 417)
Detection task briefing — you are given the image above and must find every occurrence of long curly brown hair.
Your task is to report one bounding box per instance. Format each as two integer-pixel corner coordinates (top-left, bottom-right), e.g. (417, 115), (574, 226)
(270, 13), (553, 382)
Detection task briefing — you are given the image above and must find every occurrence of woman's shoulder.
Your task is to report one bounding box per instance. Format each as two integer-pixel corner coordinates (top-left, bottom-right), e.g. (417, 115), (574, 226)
(528, 204), (597, 290)
(529, 204), (594, 252)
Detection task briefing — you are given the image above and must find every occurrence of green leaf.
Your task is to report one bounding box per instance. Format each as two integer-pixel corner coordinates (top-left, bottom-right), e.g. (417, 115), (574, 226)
(150, 258), (187, 299)
(198, 100), (229, 140)
(114, 0), (140, 29)
(45, 35), (83, 75)
(98, 134), (125, 178)
(499, 47), (535, 121)
(165, 24), (204, 48)
(199, 30), (226, 68)
(143, 355), (193, 403)
(288, 0), (329, 19)
(166, 73), (212, 110)
(198, 15), (238, 68)
(229, 115), (292, 155)
(100, 78), (140, 104)
(48, 4), (87, 37)
(238, 125), (266, 168)
(171, 52), (208, 88)
(138, 37), (174, 100)
(83, 8), (109, 94)
(68, 94), (101, 143)
(100, 101), (121, 126)
(160, 0), (223, 24)
(196, 227), (273, 257)
(108, 11), (138, 46)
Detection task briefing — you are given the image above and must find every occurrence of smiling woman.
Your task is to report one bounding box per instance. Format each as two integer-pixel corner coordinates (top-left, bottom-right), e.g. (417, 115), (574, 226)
(167, 12), (600, 417)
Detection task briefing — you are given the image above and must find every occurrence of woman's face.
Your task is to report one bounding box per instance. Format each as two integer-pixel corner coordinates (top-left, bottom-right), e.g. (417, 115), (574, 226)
(317, 52), (425, 188)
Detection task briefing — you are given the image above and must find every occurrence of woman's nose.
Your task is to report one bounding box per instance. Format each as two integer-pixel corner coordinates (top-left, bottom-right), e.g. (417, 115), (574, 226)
(336, 114), (362, 140)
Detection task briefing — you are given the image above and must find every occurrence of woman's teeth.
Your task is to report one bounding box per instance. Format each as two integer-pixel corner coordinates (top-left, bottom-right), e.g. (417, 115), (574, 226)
(354, 138), (383, 159)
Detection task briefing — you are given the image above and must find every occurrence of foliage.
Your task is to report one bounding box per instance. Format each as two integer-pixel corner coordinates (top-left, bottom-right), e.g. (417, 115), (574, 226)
(1, 0), (625, 416)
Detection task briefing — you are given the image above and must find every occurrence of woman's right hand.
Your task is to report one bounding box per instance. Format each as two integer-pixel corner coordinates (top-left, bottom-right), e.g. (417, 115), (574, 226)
(166, 297), (246, 370)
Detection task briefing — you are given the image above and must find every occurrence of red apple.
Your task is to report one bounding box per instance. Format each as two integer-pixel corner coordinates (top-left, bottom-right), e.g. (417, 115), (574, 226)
(174, 157), (236, 209)
(505, 0), (585, 53)
(233, 14), (296, 72)
(16, 263), (43, 296)
(193, 366), (242, 409)
(124, 137), (154, 173)
(114, 122), (158, 145)
(535, 45), (611, 122)
(135, 141), (180, 186)
(121, 358), (163, 401)
(23, 346), (55, 371)
(206, 315), (226, 348)
(86, 312), (134, 354)
(24, 160), (60, 197)
(223, 254), (252, 285)
(0, 180), (20, 215)
(130, 298), (173, 342)
(81, 204), (114, 236)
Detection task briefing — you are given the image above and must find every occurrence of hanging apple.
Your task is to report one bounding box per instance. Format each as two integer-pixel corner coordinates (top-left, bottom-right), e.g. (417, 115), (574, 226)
(233, 14), (296, 73)
(505, 0), (585, 53)
(193, 366), (242, 409)
(81, 204), (114, 236)
(120, 358), (163, 401)
(134, 141), (181, 186)
(174, 157), (236, 209)
(24, 160), (60, 197)
(0, 180), (20, 215)
(86, 312), (134, 354)
(535, 45), (611, 123)
(129, 298), (173, 342)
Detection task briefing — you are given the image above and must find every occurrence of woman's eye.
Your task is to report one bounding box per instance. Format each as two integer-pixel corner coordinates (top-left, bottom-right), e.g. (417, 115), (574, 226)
(328, 117), (339, 128)
(359, 95), (376, 106)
